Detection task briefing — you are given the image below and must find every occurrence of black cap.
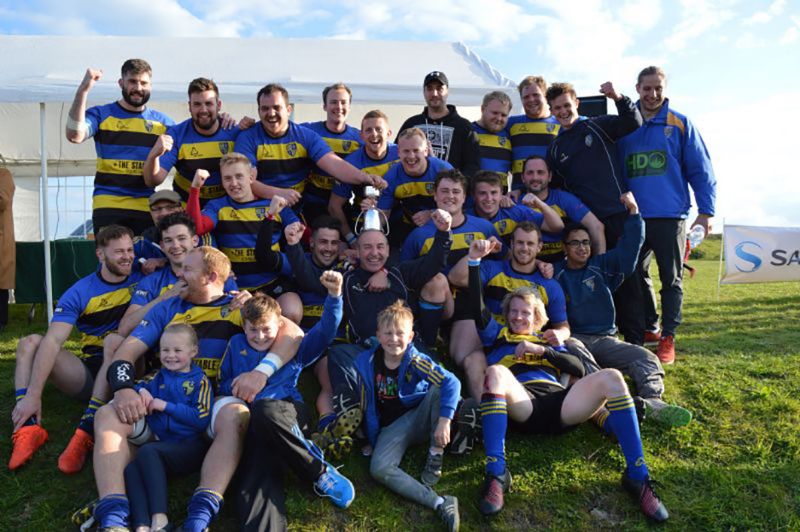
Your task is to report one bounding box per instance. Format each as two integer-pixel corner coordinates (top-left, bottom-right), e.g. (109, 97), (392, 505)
(424, 71), (449, 87)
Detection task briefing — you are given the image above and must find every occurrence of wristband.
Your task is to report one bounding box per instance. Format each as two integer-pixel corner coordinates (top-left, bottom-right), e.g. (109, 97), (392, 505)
(108, 360), (135, 393)
(467, 258), (481, 267)
(345, 232), (357, 245)
(255, 352), (284, 378)
(67, 116), (88, 132)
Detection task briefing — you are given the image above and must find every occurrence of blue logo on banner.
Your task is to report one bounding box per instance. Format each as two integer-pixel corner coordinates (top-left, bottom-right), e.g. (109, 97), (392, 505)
(734, 241), (762, 272)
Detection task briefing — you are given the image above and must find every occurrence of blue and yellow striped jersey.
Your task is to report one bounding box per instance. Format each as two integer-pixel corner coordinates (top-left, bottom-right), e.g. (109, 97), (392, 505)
(301, 121), (361, 205)
(505, 114), (559, 188)
(377, 156), (453, 223)
(52, 269), (144, 357)
(478, 259), (567, 325)
(335, 144), (399, 223)
(534, 188), (591, 263)
(234, 121), (332, 191)
(159, 118), (240, 205)
(85, 102), (174, 214)
(201, 195), (298, 291)
(472, 121), (512, 176)
(400, 215), (499, 274)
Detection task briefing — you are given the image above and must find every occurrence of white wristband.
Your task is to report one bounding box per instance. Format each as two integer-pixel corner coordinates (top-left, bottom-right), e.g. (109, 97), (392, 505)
(254, 352), (283, 378)
(67, 116), (88, 132)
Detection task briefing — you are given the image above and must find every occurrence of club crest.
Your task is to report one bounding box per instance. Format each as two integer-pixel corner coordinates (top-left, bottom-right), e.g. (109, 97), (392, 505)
(219, 142), (230, 154)
(182, 380), (195, 396)
(144, 120), (154, 133)
(342, 141), (352, 152)
(584, 134), (593, 147)
(663, 126), (673, 139)
(546, 123), (556, 134)
(287, 142), (298, 157)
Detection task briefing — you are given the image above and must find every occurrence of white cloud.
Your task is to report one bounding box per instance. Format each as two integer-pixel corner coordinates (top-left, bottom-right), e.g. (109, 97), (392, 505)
(735, 31), (766, 48)
(742, 0), (786, 26)
(780, 25), (799, 44)
(664, 0), (735, 52)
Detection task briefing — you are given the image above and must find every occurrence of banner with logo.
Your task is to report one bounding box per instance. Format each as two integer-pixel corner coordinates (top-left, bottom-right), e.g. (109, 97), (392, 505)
(721, 225), (800, 284)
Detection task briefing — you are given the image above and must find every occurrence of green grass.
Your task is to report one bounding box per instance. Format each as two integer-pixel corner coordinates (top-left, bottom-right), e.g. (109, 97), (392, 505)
(3, 247), (800, 530)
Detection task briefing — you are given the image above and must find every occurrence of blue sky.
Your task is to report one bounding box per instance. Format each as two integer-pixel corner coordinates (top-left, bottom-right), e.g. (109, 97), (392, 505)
(2, 0), (799, 235)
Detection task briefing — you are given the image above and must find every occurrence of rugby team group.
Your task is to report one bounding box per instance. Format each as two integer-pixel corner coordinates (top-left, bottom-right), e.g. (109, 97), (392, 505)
(8, 58), (716, 531)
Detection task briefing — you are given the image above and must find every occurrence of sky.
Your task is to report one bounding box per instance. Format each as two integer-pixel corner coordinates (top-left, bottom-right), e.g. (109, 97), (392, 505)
(2, 0), (798, 235)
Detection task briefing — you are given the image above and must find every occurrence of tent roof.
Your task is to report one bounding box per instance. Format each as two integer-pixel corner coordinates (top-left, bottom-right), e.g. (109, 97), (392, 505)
(0, 35), (516, 105)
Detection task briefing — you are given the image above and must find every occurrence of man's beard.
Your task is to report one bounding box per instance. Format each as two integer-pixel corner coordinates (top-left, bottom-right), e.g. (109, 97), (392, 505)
(122, 89), (151, 107)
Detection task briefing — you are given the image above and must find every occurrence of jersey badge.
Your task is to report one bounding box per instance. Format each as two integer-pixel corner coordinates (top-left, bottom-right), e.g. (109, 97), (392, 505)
(144, 120), (154, 134)
(546, 123), (557, 134)
(582, 276), (596, 292)
(220, 305), (232, 318)
(498, 136), (507, 146)
(256, 207), (267, 220)
(287, 142), (298, 157)
(584, 135), (593, 148)
(182, 380), (195, 396)
(219, 142), (230, 154)
(342, 141), (352, 152)
(663, 126), (673, 139)
(425, 182), (434, 194)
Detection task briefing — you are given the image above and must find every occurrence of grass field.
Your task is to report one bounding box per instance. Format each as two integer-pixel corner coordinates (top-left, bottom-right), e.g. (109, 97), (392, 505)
(2, 236), (800, 530)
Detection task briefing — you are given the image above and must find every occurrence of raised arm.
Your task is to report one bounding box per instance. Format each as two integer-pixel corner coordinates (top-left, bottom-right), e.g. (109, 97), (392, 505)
(65, 68), (102, 144)
(142, 134), (173, 187)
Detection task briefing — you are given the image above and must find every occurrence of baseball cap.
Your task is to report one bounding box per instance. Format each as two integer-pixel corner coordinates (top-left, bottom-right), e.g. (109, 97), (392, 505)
(424, 71), (449, 87)
(148, 189), (182, 207)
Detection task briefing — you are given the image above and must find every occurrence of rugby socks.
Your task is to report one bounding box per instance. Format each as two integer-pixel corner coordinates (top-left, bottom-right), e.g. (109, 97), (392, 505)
(418, 300), (444, 351)
(594, 408), (613, 436)
(15, 388), (37, 426)
(94, 494), (129, 529)
(480, 393), (508, 477)
(605, 394), (649, 481)
(77, 396), (106, 435)
(183, 488), (223, 532)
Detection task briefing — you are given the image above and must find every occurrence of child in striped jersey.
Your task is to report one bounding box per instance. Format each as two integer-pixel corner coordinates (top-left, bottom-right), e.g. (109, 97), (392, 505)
(354, 300), (462, 531)
(94, 323), (212, 532)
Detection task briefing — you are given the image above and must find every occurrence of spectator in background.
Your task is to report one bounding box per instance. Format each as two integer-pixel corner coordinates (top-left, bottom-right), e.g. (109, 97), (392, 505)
(0, 166), (14, 333)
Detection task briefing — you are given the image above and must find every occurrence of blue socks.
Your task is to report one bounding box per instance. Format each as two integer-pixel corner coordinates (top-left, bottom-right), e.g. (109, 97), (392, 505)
(15, 388), (37, 426)
(77, 396), (106, 435)
(480, 393), (508, 477)
(605, 394), (649, 481)
(183, 488), (223, 532)
(94, 494), (129, 529)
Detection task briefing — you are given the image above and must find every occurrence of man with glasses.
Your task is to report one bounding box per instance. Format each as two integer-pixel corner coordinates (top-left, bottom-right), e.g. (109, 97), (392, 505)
(553, 192), (692, 428)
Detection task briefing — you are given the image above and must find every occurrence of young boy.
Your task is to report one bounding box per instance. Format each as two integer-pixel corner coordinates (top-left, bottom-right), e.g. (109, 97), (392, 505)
(212, 271), (356, 530)
(355, 300), (462, 532)
(187, 152), (303, 322)
(95, 323), (212, 531)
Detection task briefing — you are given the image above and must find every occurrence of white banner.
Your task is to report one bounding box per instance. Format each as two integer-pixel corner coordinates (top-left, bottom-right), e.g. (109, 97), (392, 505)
(721, 225), (800, 284)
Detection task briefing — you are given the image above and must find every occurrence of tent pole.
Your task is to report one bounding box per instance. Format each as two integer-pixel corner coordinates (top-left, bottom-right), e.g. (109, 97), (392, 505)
(40, 103), (54, 321)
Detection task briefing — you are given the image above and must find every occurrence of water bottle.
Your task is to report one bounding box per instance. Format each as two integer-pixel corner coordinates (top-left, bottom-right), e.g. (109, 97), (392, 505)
(687, 225), (706, 249)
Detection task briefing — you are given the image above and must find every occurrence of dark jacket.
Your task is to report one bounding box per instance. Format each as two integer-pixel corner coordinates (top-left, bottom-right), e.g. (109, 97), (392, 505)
(398, 104), (481, 177)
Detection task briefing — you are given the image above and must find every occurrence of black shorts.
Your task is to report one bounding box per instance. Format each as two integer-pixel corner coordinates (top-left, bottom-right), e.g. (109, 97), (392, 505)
(257, 277), (298, 299)
(512, 387), (573, 435)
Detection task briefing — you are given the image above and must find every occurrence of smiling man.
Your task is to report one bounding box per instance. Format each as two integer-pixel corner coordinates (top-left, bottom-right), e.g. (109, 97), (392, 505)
(617, 66), (717, 364)
(66, 59), (175, 235)
(143, 77), (249, 207)
(471, 91), (513, 184)
(9, 226), (143, 471)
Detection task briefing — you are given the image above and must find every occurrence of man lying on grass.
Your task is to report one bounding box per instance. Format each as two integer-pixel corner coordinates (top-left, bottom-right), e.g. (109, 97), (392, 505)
(467, 241), (669, 521)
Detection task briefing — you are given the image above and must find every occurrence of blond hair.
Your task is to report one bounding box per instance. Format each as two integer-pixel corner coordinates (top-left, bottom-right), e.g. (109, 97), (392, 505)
(192, 246), (231, 282)
(376, 300), (414, 332)
(219, 152), (252, 170)
(518, 76), (547, 97)
(502, 287), (548, 330)
(397, 127), (427, 144)
(162, 323), (198, 349)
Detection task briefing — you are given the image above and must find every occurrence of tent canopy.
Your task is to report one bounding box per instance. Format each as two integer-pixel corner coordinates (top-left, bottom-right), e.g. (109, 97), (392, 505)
(0, 35), (517, 239)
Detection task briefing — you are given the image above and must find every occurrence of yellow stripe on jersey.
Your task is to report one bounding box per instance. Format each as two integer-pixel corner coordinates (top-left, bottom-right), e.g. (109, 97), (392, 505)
(83, 285), (135, 315)
(98, 116), (169, 135)
(477, 133), (512, 151)
(496, 353), (559, 373)
(303, 304), (324, 318)
(178, 141), (234, 161)
(96, 158), (147, 176)
(412, 356), (444, 385)
(486, 274), (550, 306)
(92, 195), (151, 212)
(324, 138), (360, 156)
(173, 172), (225, 199)
(217, 206), (288, 223)
(508, 121), (561, 136)
(197, 378), (211, 417)
(666, 112), (686, 136)
(256, 142), (308, 162)
(395, 180), (434, 199)
(364, 161), (396, 176)
(221, 244), (279, 263)
(419, 231), (489, 256)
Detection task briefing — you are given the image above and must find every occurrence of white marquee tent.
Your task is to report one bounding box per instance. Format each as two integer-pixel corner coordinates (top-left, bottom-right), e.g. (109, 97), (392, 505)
(0, 35), (518, 242)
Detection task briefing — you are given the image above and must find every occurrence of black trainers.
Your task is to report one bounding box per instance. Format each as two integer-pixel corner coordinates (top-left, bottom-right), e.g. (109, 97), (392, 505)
(621, 473), (669, 522)
(421, 451), (443, 486)
(478, 469), (512, 516)
(435, 495), (460, 531)
(449, 398), (481, 456)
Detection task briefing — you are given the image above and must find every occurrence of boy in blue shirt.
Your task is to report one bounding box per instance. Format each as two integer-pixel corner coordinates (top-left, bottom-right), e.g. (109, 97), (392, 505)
(355, 300), (462, 532)
(93, 323), (212, 531)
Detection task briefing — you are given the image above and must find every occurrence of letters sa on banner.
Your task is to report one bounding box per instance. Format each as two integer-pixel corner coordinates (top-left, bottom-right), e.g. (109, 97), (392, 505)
(722, 225), (800, 284)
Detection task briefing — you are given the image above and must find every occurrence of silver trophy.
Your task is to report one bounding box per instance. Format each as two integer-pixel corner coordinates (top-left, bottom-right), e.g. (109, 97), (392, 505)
(356, 185), (389, 234)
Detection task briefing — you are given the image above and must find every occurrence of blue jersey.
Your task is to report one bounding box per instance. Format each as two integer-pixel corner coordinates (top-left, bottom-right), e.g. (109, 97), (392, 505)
(202, 196), (298, 291)
(505, 114), (559, 187)
(535, 188), (591, 262)
(52, 269), (143, 357)
(467, 203), (543, 243)
(85, 102), (174, 215)
(401, 215), (499, 274)
(159, 118), (240, 205)
(479, 259), (567, 326)
(134, 364), (212, 442)
(336, 145), (399, 223)
(377, 156), (453, 223)
(618, 99), (716, 218)
(234, 121), (332, 192)
(472, 121), (512, 177)
(301, 121), (361, 206)
(131, 266), (238, 307)
(130, 294), (243, 381)
(218, 294), (342, 403)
